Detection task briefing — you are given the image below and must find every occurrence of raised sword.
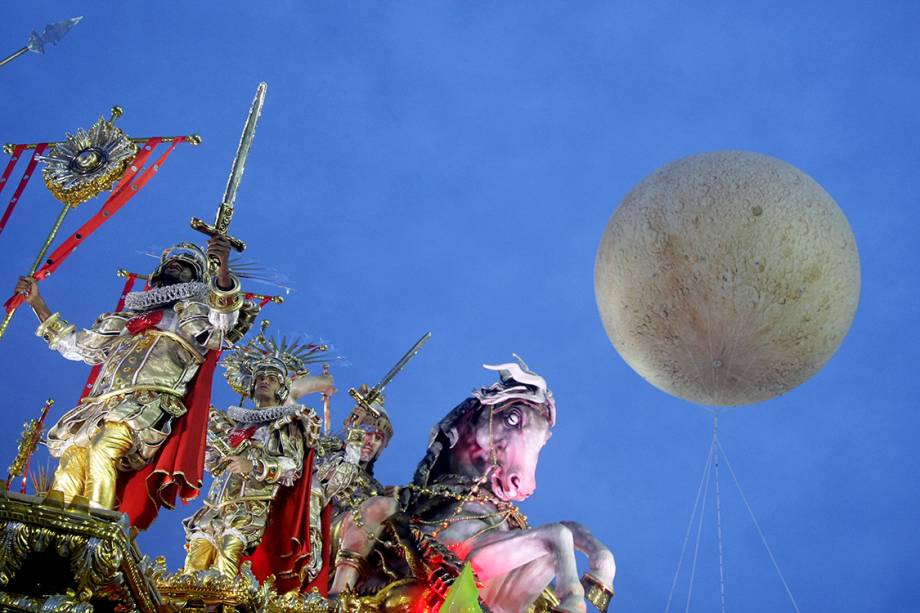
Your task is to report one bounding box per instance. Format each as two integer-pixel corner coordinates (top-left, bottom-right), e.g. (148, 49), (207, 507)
(348, 331), (432, 417)
(191, 82), (267, 271)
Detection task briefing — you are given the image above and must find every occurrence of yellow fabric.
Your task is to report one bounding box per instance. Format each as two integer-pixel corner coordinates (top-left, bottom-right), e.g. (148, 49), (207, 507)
(50, 444), (88, 501)
(184, 536), (218, 574)
(216, 533), (247, 578)
(86, 422), (134, 508)
(49, 422), (135, 509)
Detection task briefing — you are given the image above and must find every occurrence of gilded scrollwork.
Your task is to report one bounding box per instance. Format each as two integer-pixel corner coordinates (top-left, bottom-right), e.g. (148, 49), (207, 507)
(0, 520), (30, 586)
(0, 491), (159, 613)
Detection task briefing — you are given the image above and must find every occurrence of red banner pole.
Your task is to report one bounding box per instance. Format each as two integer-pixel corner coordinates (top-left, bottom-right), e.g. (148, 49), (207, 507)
(0, 144), (46, 237)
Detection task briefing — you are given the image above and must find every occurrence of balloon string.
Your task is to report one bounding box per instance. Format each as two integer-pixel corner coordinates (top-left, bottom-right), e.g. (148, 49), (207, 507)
(684, 438), (714, 613)
(665, 435), (714, 613)
(717, 437), (802, 613)
(713, 412), (727, 613)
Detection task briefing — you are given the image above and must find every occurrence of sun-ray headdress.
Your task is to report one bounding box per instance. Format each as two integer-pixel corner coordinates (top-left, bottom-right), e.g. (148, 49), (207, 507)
(222, 329), (331, 403)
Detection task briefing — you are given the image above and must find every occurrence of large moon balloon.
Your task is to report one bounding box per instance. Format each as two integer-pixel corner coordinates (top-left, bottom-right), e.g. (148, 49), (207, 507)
(594, 151), (860, 406)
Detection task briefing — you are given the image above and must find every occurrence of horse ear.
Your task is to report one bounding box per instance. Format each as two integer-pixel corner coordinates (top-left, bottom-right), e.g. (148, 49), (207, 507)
(446, 427), (460, 448)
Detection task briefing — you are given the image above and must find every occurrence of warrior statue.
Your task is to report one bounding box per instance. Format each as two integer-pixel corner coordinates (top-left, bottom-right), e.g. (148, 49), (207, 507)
(13, 237), (242, 525)
(183, 334), (333, 588)
(402, 357), (616, 613)
(314, 332), (430, 596)
(314, 384), (396, 595)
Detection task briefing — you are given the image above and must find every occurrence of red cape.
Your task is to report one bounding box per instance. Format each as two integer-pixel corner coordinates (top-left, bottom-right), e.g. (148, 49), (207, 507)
(243, 449), (333, 595)
(116, 349), (219, 529)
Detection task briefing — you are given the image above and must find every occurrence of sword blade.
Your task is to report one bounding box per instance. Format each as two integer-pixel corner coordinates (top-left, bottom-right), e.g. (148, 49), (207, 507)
(222, 82), (267, 211)
(369, 332), (432, 399)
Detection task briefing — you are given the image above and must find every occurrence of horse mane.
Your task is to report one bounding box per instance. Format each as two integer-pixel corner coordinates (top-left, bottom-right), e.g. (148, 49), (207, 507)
(403, 397), (481, 509)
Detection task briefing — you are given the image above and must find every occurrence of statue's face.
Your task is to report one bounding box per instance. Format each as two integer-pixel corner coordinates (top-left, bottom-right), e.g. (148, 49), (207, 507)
(360, 429), (385, 465)
(254, 372), (284, 407)
(153, 260), (197, 287)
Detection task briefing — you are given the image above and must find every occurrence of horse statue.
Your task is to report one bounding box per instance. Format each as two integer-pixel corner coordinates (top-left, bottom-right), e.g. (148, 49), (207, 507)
(328, 357), (615, 612)
(390, 357), (616, 613)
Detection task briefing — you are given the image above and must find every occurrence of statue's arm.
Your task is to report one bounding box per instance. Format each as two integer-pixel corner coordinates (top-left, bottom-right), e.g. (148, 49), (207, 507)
(203, 236), (241, 338)
(36, 310), (128, 364)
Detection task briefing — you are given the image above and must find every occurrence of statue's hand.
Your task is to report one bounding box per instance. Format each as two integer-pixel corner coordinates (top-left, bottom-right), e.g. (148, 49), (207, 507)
(14, 275), (41, 305)
(292, 373), (336, 398)
(223, 455), (253, 475)
(207, 235), (232, 288)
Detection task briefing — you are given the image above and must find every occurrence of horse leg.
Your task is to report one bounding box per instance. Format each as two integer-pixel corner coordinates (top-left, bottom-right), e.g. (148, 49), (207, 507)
(477, 553), (554, 613)
(560, 521), (616, 587)
(467, 523), (585, 613)
(329, 496), (398, 595)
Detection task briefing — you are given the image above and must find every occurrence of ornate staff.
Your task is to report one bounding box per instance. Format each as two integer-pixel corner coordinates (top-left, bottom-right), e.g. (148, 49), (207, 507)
(190, 82), (267, 269)
(5, 398), (54, 493)
(0, 17), (83, 69)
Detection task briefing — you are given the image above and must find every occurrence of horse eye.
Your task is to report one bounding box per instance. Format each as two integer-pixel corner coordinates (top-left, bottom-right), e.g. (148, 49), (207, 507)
(504, 411), (521, 428)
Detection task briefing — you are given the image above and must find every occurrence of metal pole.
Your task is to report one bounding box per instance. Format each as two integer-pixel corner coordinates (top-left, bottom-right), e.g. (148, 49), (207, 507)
(4, 134), (202, 155)
(0, 47), (29, 68)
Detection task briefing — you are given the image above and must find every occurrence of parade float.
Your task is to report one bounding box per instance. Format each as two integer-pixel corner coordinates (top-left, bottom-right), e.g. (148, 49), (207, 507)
(0, 78), (615, 613)
(0, 17), (860, 613)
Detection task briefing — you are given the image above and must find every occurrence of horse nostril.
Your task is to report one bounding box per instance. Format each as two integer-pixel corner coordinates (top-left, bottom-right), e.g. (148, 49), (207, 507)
(509, 474), (521, 490)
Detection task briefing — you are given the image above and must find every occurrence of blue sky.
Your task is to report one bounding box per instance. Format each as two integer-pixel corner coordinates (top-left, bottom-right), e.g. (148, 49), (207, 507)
(1, 3), (918, 611)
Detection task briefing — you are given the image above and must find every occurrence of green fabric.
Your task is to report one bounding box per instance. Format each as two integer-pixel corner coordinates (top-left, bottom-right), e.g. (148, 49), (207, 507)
(441, 562), (483, 613)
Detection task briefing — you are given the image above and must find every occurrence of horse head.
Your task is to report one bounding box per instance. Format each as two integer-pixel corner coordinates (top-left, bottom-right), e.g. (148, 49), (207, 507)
(415, 357), (556, 502)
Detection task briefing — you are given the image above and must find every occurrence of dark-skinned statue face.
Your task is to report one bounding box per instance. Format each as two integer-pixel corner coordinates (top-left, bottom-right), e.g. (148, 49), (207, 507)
(151, 259), (198, 288)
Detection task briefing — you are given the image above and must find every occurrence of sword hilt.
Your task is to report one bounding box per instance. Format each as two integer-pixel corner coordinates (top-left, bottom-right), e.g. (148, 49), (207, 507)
(190, 216), (246, 273)
(347, 386), (383, 418)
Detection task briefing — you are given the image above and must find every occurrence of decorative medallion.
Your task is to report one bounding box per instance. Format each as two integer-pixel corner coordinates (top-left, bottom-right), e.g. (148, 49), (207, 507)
(40, 116), (138, 206)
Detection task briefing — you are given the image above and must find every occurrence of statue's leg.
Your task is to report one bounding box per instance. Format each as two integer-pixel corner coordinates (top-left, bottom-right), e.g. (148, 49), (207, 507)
(85, 422), (134, 509)
(50, 444), (88, 501)
(477, 553), (554, 613)
(467, 523), (585, 613)
(560, 521), (615, 586)
(215, 532), (247, 578)
(329, 496), (398, 595)
(184, 534), (218, 573)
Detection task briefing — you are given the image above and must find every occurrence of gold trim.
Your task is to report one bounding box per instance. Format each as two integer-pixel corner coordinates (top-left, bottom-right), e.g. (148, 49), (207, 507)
(143, 329), (206, 363)
(35, 312), (75, 347)
(208, 275), (243, 314)
(81, 385), (184, 405)
(581, 572), (614, 613)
